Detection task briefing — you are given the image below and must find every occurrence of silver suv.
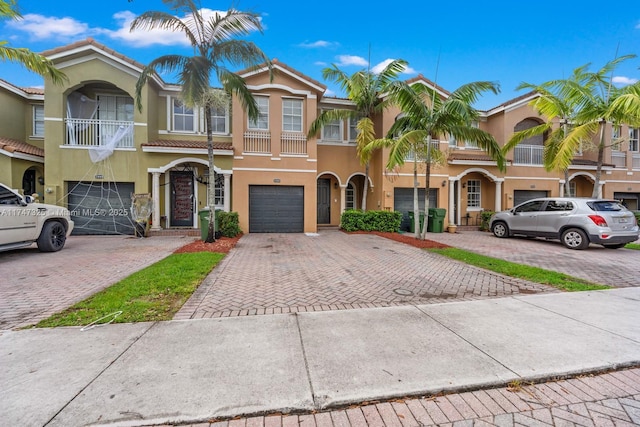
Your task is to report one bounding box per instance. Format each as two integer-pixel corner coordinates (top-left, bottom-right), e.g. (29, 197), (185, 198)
(489, 197), (640, 250)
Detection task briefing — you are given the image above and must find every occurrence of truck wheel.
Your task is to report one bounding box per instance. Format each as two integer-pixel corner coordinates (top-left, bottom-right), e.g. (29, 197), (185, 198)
(37, 221), (67, 252)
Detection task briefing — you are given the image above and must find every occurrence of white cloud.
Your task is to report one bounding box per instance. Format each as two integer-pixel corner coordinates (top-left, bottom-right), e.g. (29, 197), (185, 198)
(324, 88), (336, 97)
(335, 55), (368, 67)
(298, 40), (336, 48)
(5, 13), (90, 40)
(613, 76), (639, 85)
(106, 10), (192, 47)
(371, 59), (416, 75)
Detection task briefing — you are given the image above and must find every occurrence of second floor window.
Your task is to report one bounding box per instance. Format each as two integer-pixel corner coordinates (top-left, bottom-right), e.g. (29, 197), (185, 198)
(612, 125), (622, 150)
(282, 99), (302, 132)
(248, 96), (269, 130)
(630, 127), (639, 152)
(349, 117), (362, 141)
(322, 115), (342, 141)
(209, 105), (228, 134)
(173, 99), (195, 132)
(467, 179), (481, 209)
(33, 105), (44, 137)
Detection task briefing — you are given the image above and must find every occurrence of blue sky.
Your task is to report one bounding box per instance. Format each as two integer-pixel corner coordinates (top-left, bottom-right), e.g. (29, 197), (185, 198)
(2, 0), (640, 110)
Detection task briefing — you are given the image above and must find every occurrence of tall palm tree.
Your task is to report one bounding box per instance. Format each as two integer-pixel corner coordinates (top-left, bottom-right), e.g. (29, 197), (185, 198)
(0, 0), (66, 84)
(308, 59), (408, 211)
(131, 0), (270, 242)
(368, 79), (505, 239)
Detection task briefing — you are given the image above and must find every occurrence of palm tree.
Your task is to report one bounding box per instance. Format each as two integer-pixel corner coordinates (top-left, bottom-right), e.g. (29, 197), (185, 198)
(308, 59), (408, 211)
(130, 0), (270, 242)
(504, 57), (640, 198)
(367, 79), (505, 239)
(0, 0), (66, 84)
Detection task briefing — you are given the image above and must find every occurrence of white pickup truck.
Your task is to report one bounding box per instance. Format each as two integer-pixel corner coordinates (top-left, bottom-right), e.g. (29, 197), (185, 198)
(0, 183), (74, 252)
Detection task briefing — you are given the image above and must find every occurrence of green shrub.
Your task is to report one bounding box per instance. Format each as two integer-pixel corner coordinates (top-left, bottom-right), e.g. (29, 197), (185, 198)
(340, 210), (402, 232)
(217, 211), (242, 237)
(479, 211), (494, 231)
(634, 211), (640, 224)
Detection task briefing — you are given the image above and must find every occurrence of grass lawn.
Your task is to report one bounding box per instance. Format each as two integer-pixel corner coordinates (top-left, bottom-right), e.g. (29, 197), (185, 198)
(428, 247), (609, 292)
(625, 243), (640, 250)
(35, 252), (224, 328)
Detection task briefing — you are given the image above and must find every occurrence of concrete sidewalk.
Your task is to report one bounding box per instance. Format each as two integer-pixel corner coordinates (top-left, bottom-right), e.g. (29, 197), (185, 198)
(2, 288), (640, 426)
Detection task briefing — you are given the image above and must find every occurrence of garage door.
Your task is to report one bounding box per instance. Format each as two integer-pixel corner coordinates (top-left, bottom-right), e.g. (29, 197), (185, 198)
(249, 185), (304, 233)
(394, 188), (438, 232)
(68, 182), (135, 235)
(513, 190), (548, 207)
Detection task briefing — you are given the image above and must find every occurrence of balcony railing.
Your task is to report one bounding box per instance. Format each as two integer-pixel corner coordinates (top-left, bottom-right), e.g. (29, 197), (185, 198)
(243, 131), (271, 153)
(611, 151), (626, 168)
(404, 140), (440, 161)
(632, 153), (640, 170)
(281, 133), (307, 155)
(65, 118), (134, 148)
(513, 144), (543, 165)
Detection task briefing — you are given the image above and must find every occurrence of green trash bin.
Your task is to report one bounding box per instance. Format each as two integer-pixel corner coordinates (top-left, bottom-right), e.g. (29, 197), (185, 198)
(408, 211), (425, 233)
(198, 209), (218, 240)
(428, 208), (446, 233)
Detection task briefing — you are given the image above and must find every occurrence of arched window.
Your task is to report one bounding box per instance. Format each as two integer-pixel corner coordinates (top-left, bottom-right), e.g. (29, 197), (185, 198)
(514, 118), (545, 146)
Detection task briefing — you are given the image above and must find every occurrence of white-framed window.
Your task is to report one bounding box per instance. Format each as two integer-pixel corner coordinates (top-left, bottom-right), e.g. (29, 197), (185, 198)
(629, 127), (639, 152)
(448, 134), (457, 148)
(464, 121), (480, 149)
(282, 98), (303, 132)
(209, 105), (228, 134)
(467, 179), (481, 209)
(173, 98), (195, 132)
(322, 112), (342, 141)
(345, 182), (356, 210)
(203, 172), (225, 207)
(98, 95), (134, 121)
(612, 124), (622, 150)
(248, 96), (269, 130)
(32, 104), (44, 137)
(567, 181), (577, 197)
(348, 116), (361, 141)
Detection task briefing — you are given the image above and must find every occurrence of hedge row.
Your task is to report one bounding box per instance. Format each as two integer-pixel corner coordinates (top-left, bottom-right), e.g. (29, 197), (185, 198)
(340, 210), (403, 232)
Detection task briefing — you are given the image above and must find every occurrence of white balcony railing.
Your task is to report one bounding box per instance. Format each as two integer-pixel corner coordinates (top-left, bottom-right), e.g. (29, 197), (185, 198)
(404, 140), (440, 161)
(513, 144), (543, 165)
(611, 151), (626, 168)
(632, 153), (640, 170)
(281, 133), (307, 155)
(243, 130), (271, 153)
(65, 118), (134, 148)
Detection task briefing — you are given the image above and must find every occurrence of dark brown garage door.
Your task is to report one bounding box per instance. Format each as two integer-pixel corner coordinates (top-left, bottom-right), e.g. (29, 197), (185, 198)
(249, 185), (304, 233)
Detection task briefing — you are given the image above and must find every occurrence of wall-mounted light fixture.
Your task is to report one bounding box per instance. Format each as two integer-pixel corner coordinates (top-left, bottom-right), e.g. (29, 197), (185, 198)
(38, 176), (44, 185)
(441, 180), (447, 187)
(334, 182), (338, 189)
(461, 182), (466, 189)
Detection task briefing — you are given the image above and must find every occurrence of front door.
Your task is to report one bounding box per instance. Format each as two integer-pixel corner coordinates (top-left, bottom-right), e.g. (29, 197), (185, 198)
(317, 179), (331, 224)
(170, 171), (194, 227)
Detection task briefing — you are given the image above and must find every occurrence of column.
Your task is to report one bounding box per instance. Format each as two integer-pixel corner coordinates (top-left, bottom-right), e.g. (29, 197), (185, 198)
(495, 180), (502, 212)
(559, 180), (565, 197)
(340, 185), (346, 214)
(597, 182), (604, 198)
(151, 172), (161, 230)
(448, 180), (455, 224)
(223, 173), (231, 212)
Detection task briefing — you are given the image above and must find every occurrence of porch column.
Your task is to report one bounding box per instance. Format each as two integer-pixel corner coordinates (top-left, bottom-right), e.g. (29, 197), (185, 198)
(495, 180), (502, 212)
(597, 181), (604, 198)
(151, 172), (161, 230)
(559, 180), (565, 197)
(223, 173), (231, 212)
(448, 180), (455, 224)
(340, 185), (346, 214)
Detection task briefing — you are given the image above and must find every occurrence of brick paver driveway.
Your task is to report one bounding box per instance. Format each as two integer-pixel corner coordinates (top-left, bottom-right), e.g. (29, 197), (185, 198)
(176, 230), (558, 320)
(0, 235), (189, 330)
(425, 230), (640, 288)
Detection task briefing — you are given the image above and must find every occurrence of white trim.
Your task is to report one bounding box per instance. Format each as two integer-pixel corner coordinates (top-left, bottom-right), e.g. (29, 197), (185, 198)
(0, 80), (43, 100)
(233, 167), (317, 173)
(242, 152), (271, 157)
(281, 154), (309, 158)
(567, 171), (597, 182)
(44, 117), (63, 122)
(141, 146), (233, 156)
(54, 53), (141, 79)
(317, 141), (356, 147)
(0, 148), (44, 163)
(148, 157), (231, 175)
(319, 98), (354, 107)
(247, 83), (316, 98)
(448, 160), (499, 167)
(606, 179), (640, 184)
(234, 156), (244, 160)
(306, 158), (317, 162)
(452, 168), (502, 182)
(271, 157), (281, 161)
(59, 145), (136, 152)
(241, 63), (325, 93)
(504, 176), (560, 181)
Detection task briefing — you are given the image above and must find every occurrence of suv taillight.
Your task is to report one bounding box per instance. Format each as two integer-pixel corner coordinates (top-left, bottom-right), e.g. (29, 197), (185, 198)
(588, 215), (608, 227)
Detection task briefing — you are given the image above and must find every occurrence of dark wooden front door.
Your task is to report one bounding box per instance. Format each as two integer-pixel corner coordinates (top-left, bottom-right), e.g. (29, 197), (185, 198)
(317, 179), (331, 224)
(170, 171), (194, 227)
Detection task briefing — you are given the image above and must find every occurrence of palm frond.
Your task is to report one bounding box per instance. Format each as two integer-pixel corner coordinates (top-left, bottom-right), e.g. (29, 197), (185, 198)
(129, 11), (198, 46)
(0, 45), (67, 85)
(356, 118), (376, 165)
(219, 70), (259, 119)
(503, 123), (552, 154)
(550, 122), (599, 171)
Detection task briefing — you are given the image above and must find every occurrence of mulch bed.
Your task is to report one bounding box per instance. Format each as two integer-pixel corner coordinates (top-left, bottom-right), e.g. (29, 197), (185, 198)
(173, 230), (450, 254)
(173, 234), (243, 254)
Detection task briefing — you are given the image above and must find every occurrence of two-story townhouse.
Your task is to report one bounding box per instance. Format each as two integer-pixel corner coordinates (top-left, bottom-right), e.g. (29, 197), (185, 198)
(3, 37), (639, 236)
(0, 80), (45, 198)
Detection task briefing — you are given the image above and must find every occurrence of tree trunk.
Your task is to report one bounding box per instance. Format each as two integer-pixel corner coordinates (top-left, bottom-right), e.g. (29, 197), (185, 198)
(205, 103), (216, 242)
(420, 135), (432, 240)
(413, 158), (419, 237)
(361, 162), (369, 211)
(592, 121), (606, 198)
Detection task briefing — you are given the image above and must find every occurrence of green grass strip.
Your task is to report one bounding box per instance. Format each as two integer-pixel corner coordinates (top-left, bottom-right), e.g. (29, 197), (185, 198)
(428, 247), (609, 292)
(625, 243), (640, 250)
(35, 252), (224, 328)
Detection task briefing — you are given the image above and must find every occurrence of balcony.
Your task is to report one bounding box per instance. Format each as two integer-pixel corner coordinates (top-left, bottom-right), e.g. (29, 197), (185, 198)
(281, 133), (307, 155)
(65, 118), (134, 148)
(513, 144), (543, 165)
(611, 151), (626, 168)
(243, 131), (271, 153)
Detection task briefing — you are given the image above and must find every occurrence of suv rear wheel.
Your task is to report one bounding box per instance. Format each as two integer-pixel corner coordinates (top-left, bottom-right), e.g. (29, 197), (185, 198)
(561, 228), (589, 250)
(491, 221), (510, 238)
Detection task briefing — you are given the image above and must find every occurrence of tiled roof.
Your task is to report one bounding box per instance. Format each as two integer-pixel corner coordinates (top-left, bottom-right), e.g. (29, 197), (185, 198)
(143, 140), (234, 150)
(21, 87), (44, 95)
(448, 152), (495, 162)
(238, 59), (327, 92)
(42, 38), (146, 71)
(489, 90), (538, 110)
(405, 74), (451, 97)
(0, 137), (44, 157)
(571, 158), (614, 168)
